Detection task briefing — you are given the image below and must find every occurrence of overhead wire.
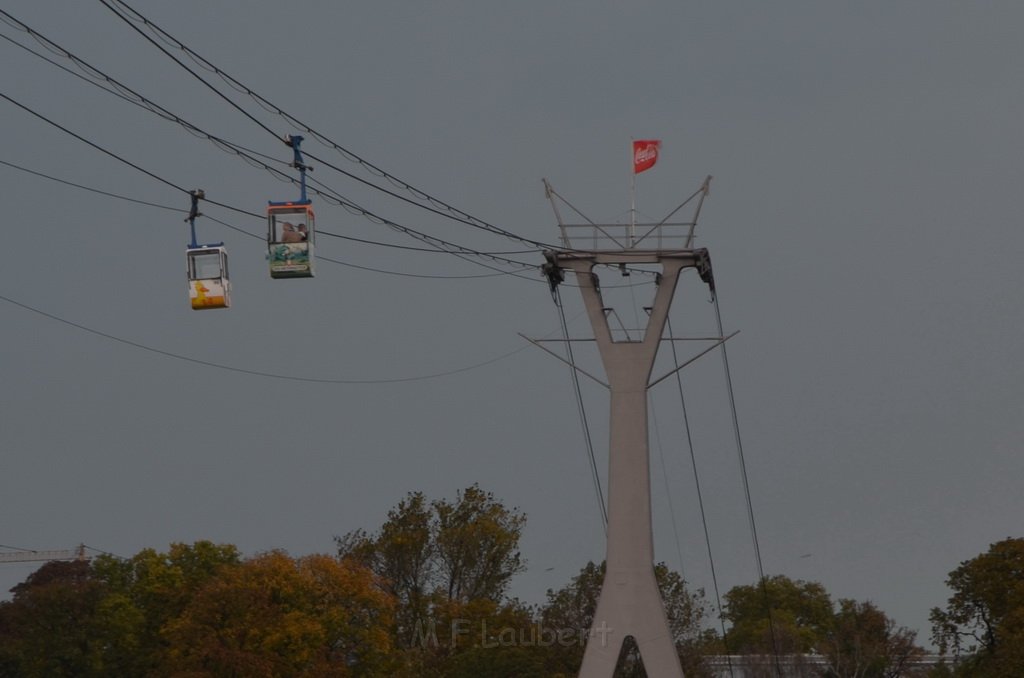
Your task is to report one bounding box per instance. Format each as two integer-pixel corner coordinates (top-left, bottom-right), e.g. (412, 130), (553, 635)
(711, 293), (782, 676)
(2, 8), (683, 287)
(100, 0), (564, 253)
(3, 9), (659, 288)
(0, 158), (525, 280)
(3, 6), (760, 614)
(0, 291), (533, 385)
(665, 315), (734, 677)
(2, 8), (655, 383)
(0, 91), (188, 195)
(554, 285), (608, 530)
(649, 401), (687, 580)
(0, 84), (540, 276)
(0, 10), (546, 276)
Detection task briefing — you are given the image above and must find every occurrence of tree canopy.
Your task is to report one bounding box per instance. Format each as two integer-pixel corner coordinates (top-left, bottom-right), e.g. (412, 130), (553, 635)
(930, 537), (1024, 676)
(3, 487), (985, 677)
(721, 574), (924, 677)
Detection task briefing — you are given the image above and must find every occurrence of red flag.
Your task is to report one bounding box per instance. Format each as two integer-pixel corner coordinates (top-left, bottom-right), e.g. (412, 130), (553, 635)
(632, 139), (661, 174)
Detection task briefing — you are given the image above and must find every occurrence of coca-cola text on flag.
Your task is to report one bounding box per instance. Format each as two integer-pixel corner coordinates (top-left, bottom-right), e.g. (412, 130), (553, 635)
(632, 139), (662, 174)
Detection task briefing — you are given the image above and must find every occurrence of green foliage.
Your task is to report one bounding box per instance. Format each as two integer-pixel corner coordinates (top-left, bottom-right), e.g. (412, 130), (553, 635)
(336, 485), (527, 650)
(0, 560), (143, 678)
(930, 537), (1024, 676)
(822, 599), (924, 678)
(722, 575), (925, 677)
(335, 485), (531, 675)
(722, 574), (834, 654)
(98, 540), (242, 673)
(0, 542), (395, 677)
(4, 493), (963, 677)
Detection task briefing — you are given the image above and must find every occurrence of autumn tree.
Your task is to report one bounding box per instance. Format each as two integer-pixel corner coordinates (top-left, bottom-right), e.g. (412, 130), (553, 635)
(162, 550), (396, 677)
(0, 559), (144, 677)
(722, 575), (834, 655)
(930, 537), (1024, 676)
(336, 486), (526, 641)
(433, 485), (527, 604)
(337, 491), (435, 649)
(90, 540), (242, 672)
(822, 599), (925, 678)
(335, 485), (531, 676)
(722, 576), (926, 677)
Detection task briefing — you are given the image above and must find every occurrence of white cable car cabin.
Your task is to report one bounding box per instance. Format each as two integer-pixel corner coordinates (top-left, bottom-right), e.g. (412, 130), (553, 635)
(267, 201), (315, 278)
(187, 245), (231, 310)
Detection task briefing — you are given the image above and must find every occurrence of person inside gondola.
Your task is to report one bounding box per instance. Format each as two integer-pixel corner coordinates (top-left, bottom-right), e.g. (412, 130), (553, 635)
(280, 221), (307, 243)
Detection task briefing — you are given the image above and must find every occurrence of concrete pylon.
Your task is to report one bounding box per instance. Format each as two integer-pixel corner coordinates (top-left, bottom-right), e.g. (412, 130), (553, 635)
(554, 249), (705, 678)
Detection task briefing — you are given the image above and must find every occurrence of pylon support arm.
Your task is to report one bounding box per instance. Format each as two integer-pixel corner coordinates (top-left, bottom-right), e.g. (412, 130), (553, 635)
(647, 330), (740, 389)
(518, 333), (609, 389)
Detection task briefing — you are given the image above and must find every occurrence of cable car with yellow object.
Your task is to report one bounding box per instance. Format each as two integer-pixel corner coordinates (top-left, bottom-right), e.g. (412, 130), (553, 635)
(185, 190), (231, 310)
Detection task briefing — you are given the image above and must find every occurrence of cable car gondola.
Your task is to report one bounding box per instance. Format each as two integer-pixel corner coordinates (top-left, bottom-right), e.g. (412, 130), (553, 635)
(267, 135), (315, 279)
(185, 190), (231, 310)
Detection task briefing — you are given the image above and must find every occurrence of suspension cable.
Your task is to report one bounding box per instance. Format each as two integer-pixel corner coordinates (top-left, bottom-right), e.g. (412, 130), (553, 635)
(712, 294), (782, 676)
(649, 399), (687, 580)
(0, 292), (531, 385)
(554, 286), (608, 530)
(99, 0), (562, 252)
(666, 316), (734, 677)
(0, 11), (545, 273)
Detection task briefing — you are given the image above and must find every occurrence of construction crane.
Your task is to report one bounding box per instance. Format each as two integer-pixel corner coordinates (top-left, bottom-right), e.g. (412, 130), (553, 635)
(0, 544), (88, 564)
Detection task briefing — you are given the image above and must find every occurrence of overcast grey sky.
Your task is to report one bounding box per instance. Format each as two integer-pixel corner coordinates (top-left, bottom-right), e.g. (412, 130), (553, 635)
(3, 1), (1023, 651)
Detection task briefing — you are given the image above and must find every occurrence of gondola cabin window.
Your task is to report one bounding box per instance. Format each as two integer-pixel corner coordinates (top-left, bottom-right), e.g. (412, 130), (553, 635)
(267, 202), (315, 279)
(190, 251), (224, 280)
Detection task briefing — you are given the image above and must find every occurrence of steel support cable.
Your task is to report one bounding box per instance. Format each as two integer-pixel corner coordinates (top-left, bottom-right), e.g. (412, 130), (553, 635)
(648, 399), (687, 581)
(0, 156), (532, 281)
(0, 544), (35, 553)
(100, 0), (564, 253)
(712, 294), (782, 677)
(300, 173), (545, 274)
(0, 11), (288, 173)
(0, 26), (268, 225)
(665, 315), (734, 678)
(82, 545), (125, 559)
(0, 11), (304, 223)
(302, 145), (549, 248)
(96, 0), (281, 142)
(0, 91), (188, 196)
(554, 286), (608, 530)
(4, 8), (641, 278)
(0, 86), (540, 277)
(0, 292), (532, 385)
(3, 13), (647, 281)
(0, 89), (263, 225)
(303, 172), (538, 264)
(3, 11), (626, 278)
(0, 157), (180, 213)
(627, 275), (669, 584)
